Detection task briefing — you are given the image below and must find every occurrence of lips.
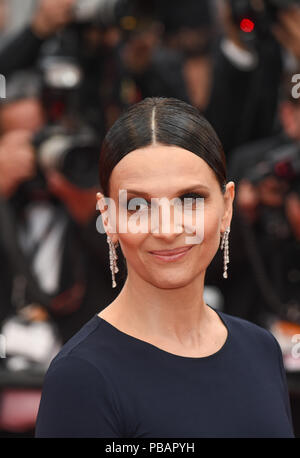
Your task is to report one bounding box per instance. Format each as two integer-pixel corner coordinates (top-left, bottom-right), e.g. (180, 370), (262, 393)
(149, 246), (192, 255)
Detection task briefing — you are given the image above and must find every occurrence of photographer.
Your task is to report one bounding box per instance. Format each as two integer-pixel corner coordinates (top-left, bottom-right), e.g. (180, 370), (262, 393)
(0, 70), (126, 347)
(0, 0), (125, 134)
(205, 0), (300, 156)
(0, 130), (36, 325)
(0, 0), (75, 76)
(207, 70), (300, 331)
(0, 66), (128, 436)
(121, 0), (216, 111)
(0, 71), (43, 325)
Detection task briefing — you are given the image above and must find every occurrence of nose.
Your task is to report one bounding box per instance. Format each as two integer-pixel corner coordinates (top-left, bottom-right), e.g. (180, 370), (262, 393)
(150, 199), (183, 241)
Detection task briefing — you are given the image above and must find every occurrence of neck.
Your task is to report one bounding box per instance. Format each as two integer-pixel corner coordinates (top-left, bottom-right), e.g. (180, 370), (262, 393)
(109, 267), (209, 344)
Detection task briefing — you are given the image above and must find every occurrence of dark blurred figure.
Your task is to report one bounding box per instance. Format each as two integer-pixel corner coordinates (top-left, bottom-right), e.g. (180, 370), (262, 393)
(0, 0), (219, 124)
(0, 66), (128, 437)
(0, 70), (45, 133)
(206, 69), (300, 331)
(0, 70), (126, 346)
(211, 68), (300, 439)
(0, 0), (126, 134)
(121, 0), (216, 111)
(227, 71), (300, 322)
(0, 0), (76, 75)
(0, 70), (45, 327)
(205, 0), (300, 156)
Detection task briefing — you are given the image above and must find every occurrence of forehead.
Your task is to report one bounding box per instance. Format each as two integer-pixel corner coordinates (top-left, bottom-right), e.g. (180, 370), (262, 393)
(109, 145), (217, 195)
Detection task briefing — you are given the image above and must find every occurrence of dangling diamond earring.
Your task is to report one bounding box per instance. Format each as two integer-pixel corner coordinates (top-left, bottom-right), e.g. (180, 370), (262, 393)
(220, 226), (230, 279)
(107, 235), (119, 288)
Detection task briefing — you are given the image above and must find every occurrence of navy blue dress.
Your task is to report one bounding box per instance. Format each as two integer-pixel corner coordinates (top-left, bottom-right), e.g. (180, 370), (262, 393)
(35, 307), (294, 438)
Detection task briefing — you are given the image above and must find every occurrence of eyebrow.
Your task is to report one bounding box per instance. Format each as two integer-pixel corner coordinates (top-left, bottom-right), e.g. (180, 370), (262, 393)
(125, 185), (210, 198)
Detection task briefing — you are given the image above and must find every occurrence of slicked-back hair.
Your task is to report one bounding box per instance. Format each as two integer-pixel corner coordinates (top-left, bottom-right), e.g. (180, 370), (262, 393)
(99, 97), (227, 197)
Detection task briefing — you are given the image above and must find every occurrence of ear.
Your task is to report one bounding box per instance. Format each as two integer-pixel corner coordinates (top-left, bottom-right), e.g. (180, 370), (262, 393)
(96, 192), (119, 244)
(220, 181), (235, 233)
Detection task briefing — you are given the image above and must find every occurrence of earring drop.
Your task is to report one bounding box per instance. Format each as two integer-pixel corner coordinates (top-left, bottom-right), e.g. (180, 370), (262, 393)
(107, 235), (119, 288)
(220, 226), (230, 279)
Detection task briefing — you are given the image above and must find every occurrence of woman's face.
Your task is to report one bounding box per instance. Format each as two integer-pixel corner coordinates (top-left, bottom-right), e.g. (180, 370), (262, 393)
(97, 144), (235, 289)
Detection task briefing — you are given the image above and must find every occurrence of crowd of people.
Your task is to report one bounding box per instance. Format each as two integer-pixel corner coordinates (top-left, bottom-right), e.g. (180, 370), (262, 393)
(0, 0), (300, 437)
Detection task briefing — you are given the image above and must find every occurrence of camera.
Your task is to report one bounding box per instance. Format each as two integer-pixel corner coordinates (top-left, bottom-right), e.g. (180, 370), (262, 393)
(228, 0), (300, 47)
(243, 141), (300, 239)
(245, 141), (300, 194)
(33, 124), (101, 189)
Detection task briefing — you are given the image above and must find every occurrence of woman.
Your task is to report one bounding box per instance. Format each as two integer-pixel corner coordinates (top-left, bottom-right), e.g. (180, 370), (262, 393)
(35, 97), (294, 438)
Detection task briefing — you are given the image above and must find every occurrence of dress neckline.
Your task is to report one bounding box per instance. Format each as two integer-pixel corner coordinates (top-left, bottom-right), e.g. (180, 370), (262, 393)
(95, 304), (231, 361)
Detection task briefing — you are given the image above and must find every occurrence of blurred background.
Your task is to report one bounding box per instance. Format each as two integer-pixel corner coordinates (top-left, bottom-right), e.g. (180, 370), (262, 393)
(0, 0), (300, 438)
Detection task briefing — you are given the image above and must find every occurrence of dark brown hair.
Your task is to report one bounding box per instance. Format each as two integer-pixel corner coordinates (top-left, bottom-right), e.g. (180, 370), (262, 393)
(99, 97), (227, 196)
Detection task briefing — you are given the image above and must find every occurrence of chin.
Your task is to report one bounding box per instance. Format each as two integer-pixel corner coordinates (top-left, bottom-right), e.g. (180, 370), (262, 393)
(149, 272), (195, 290)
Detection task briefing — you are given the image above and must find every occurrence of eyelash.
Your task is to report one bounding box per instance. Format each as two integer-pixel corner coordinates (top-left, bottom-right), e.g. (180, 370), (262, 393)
(180, 192), (206, 202)
(126, 192), (206, 212)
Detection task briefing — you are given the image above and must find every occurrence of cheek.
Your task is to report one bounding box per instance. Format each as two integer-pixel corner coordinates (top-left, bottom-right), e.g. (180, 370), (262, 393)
(201, 208), (222, 254)
(204, 209), (221, 239)
(187, 207), (221, 272)
(115, 207), (151, 263)
(118, 232), (148, 265)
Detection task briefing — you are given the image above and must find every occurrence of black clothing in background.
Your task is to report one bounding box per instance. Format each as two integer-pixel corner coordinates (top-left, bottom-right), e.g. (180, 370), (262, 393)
(0, 25), (125, 134)
(35, 306), (294, 438)
(0, 192), (126, 343)
(204, 37), (283, 157)
(206, 132), (300, 327)
(0, 27), (44, 77)
(43, 214), (127, 343)
(131, 47), (190, 103)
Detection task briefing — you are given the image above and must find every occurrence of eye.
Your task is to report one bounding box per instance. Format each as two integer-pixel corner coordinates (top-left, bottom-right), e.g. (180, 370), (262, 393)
(127, 197), (150, 213)
(179, 192), (206, 207)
